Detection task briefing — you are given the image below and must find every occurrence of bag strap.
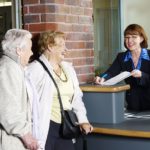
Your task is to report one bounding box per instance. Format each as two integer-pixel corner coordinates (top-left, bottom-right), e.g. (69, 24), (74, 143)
(37, 59), (66, 117)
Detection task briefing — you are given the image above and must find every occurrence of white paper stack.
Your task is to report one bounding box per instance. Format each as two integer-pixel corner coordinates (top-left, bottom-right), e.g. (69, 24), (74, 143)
(102, 71), (131, 86)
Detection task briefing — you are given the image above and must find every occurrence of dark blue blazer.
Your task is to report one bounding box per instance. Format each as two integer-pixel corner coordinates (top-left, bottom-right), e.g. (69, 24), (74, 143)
(103, 49), (150, 111)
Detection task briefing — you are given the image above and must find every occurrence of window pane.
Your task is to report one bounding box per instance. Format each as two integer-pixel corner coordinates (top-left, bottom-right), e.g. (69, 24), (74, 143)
(93, 0), (121, 74)
(0, 0), (22, 45)
(0, 0), (12, 44)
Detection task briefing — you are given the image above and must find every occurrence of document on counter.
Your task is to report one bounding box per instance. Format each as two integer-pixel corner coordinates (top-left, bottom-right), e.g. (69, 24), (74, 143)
(101, 71), (131, 86)
(124, 111), (150, 119)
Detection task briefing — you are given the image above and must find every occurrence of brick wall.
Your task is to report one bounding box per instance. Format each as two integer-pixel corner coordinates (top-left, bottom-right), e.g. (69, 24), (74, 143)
(22, 0), (94, 83)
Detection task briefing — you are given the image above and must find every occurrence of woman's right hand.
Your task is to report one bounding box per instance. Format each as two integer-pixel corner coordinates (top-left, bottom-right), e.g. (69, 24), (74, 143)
(94, 76), (105, 85)
(79, 123), (93, 135)
(21, 133), (39, 150)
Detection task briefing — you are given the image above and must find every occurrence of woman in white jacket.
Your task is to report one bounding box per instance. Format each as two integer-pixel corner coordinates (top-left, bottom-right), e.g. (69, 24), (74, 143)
(26, 31), (93, 150)
(0, 29), (38, 150)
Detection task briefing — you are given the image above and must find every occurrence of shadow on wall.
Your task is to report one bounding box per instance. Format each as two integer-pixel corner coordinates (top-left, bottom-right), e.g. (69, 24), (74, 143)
(0, 43), (3, 58)
(30, 33), (40, 62)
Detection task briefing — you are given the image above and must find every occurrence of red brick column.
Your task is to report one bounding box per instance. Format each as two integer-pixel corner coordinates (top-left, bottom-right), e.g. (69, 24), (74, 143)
(22, 0), (94, 83)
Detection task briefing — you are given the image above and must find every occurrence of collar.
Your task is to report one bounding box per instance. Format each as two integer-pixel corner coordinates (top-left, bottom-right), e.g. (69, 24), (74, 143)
(124, 48), (150, 62)
(3, 51), (20, 64)
(124, 48), (150, 69)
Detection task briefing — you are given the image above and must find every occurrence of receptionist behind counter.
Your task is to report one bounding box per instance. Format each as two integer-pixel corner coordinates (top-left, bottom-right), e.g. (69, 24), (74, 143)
(94, 24), (150, 111)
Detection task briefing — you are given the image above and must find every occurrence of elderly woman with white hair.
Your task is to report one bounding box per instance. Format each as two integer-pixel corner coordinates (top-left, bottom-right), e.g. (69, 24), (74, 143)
(0, 29), (39, 150)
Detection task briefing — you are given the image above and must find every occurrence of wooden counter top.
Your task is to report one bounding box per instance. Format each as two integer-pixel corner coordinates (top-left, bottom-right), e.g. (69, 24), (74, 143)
(92, 118), (150, 138)
(80, 84), (130, 93)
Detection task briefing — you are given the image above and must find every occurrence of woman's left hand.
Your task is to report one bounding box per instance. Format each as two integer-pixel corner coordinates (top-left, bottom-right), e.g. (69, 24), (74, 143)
(79, 123), (93, 135)
(131, 69), (142, 78)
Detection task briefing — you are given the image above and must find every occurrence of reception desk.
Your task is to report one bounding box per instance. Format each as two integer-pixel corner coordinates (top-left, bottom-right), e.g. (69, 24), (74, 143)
(82, 118), (150, 150)
(80, 84), (130, 123)
(75, 85), (150, 150)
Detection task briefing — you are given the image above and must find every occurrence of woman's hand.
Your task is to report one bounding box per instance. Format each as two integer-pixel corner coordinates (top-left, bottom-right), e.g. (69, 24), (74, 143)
(21, 133), (39, 150)
(131, 69), (142, 78)
(94, 76), (105, 85)
(79, 123), (93, 135)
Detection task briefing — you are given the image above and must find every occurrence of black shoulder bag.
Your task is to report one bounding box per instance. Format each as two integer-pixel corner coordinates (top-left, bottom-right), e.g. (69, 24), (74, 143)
(37, 59), (81, 139)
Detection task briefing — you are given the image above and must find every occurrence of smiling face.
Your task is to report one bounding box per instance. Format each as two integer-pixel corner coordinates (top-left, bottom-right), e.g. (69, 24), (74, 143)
(17, 38), (33, 67)
(123, 24), (148, 50)
(50, 37), (67, 62)
(22, 38), (33, 65)
(124, 34), (143, 52)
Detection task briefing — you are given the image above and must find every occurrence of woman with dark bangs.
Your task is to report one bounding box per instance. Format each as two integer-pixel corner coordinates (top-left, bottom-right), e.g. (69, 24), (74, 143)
(95, 24), (150, 111)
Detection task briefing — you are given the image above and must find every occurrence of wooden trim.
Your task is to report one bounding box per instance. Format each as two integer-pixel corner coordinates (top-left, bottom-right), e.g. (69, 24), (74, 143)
(80, 84), (130, 93)
(93, 127), (150, 138)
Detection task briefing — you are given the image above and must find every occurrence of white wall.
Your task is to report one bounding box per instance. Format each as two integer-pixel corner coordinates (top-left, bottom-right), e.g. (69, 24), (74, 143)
(122, 0), (150, 49)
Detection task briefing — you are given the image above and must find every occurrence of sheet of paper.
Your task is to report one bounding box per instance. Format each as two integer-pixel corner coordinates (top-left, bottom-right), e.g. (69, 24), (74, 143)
(124, 111), (150, 119)
(101, 71), (131, 86)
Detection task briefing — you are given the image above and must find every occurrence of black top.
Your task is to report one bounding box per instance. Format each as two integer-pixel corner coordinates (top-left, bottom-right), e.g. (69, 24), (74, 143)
(102, 49), (150, 111)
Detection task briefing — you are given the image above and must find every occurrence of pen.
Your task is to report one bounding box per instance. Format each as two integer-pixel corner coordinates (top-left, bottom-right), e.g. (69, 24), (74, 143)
(100, 74), (107, 78)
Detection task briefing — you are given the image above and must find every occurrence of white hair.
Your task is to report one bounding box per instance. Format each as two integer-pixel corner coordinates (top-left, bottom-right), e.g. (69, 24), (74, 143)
(1, 29), (32, 54)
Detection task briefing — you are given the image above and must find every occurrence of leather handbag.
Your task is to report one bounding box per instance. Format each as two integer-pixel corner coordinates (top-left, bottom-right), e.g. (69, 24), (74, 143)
(62, 110), (81, 139)
(37, 59), (81, 139)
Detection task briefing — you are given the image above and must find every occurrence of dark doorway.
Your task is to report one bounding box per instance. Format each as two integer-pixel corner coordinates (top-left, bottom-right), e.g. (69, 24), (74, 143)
(0, 6), (12, 44)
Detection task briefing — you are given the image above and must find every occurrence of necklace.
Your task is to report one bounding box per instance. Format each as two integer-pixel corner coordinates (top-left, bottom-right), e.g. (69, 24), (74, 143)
(53, 66), (68, 82)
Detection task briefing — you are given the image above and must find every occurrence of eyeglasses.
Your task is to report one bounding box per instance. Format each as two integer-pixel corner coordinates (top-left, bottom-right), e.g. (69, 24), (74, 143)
(124, 35), (140, 41)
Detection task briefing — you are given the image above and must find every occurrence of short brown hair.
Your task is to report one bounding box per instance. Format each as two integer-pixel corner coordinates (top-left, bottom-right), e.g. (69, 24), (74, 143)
(124, 24), (148, 48)
(38, 30), (65, 54)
